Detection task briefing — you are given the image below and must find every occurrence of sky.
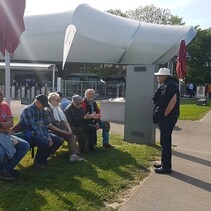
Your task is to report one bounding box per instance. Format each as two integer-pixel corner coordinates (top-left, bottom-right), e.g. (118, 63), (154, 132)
(26, 0), (210, 29)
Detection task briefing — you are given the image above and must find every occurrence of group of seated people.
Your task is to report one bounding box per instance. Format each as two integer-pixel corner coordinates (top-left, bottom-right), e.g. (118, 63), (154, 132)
(0, 88), (113, 181)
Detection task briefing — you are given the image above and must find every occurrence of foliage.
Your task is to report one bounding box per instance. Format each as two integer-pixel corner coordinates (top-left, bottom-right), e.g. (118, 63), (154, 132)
(90, 65), (126, 80)
(107, 4), (184, 25)
(106, 9), (127, 18)
(186, 27), (211, 85)
(0, 133), (160, 211)
(107, 7), (211, 87)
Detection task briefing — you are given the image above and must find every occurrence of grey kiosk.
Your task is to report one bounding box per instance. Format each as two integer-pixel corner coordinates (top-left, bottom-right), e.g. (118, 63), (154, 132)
(124, 65), (157, 144)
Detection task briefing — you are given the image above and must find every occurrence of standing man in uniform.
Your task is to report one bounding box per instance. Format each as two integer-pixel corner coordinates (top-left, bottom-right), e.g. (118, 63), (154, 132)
(153, 68), (180, 174)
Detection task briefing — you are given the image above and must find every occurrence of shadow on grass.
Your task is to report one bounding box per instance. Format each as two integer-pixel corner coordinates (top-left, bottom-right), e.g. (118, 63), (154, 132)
(0, 141), (159, 211)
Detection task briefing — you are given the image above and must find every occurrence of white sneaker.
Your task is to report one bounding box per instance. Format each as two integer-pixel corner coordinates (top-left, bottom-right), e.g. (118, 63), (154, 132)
(70, 154), (84, 162)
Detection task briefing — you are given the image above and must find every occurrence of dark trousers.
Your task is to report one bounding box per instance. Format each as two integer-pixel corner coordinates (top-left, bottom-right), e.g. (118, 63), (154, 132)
(33, 134), (63, 165)
(85, 124), (97, 149)
(158, 116), (178, 169)
(72, 125), (97, 153)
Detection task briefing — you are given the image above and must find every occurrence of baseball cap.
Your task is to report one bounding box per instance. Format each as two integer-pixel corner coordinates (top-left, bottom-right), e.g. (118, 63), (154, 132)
(72, 95), (83, 104)
(35, 94), (49, 107)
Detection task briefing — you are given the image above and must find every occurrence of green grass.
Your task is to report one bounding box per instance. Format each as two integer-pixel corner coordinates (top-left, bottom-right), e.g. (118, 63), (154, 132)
(0, 133), (160, 211)
(179, 98), (211, 120)
(1, 98), (211, 210)
(98, 98), (211, 121)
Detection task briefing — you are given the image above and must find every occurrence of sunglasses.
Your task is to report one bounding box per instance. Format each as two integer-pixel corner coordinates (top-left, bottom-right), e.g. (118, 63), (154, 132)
(77, 102), (82, 106)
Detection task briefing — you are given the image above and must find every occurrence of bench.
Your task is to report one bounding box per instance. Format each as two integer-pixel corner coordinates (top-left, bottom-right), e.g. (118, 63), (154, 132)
(196, 98), (207, 106)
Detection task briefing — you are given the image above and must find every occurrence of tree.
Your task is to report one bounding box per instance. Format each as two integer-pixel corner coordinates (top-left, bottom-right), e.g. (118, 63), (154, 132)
(106, 9), (127, 18)
(106, 4), (184, 25)
(186, 27), (211, 85)
(102, 5), (185, 80)
(106, 5), (211, 87)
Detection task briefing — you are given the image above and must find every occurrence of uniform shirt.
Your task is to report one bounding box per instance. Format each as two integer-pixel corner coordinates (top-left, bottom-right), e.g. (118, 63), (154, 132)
(158, 77), (180, 117)
(153, 77), (179, 117)
(0, 101), (13, 122)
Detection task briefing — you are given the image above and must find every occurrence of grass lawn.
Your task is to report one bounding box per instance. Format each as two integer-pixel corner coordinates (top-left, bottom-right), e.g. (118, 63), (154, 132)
(0, 134), (160, 211)
(1, 98), (211, 211)
(179, 98), (211, 120)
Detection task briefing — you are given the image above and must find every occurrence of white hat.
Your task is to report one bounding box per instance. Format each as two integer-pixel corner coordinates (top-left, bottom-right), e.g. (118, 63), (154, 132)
(154, 68), (171, 76)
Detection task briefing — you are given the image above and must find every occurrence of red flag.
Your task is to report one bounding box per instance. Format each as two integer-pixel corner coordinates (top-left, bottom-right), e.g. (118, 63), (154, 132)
(0, 0), (25, 56)
(176, 40), (187, 79)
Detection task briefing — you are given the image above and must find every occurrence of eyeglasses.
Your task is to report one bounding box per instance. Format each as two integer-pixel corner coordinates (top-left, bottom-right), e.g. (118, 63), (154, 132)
(77, 102), (82, 106)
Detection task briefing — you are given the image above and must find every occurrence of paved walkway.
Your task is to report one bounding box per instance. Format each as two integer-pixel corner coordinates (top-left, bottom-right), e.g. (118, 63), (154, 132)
(114, 114), (211, 211)
(10, 100), (211, 210)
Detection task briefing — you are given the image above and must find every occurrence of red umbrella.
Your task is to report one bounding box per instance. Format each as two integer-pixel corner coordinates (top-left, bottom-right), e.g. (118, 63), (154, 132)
(0, 0), (25, 104)
(176, 40), (187, 79)
(0, 0), (25, 56)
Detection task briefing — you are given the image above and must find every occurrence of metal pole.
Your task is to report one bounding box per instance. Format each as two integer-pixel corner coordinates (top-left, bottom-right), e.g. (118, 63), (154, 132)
(105, 83), (106, 98)
(52, 65), (56, 91)
(5, 50), (10, 105)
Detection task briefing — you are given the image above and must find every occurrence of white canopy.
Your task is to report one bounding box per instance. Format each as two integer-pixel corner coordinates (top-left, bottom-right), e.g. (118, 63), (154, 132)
(1, 4), (196, 65)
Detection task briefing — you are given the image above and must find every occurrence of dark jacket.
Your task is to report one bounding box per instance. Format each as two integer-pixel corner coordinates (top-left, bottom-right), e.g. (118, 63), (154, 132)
(82, 99), (101, 124)
(81, 99), (100, 114)
(153, 76), (179, 123)
(64, 104), (88, 128)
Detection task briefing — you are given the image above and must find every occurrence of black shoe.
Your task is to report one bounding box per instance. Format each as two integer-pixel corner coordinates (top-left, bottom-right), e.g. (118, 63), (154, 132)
(154, 167), (172, 174)
(34, 161), (47, 169)
(11, 169), (20, 178)
(0, 170), (16, 181)
(89, 147), (99, 153)
(153, 163), (162, 168)
(80, 149), (89, 154)
(103, 143), (114, 148)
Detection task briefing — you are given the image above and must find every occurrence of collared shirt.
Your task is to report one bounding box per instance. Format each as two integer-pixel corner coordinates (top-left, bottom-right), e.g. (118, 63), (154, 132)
(20, 103), (50, 137)
(82, 99), (100, 114)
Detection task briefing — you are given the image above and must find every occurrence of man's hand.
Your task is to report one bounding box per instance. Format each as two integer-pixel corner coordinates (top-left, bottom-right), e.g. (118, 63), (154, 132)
(92, 113), (101, 119)
(0, 128), (14, 134)
(88, 112), (101, 119)
(84, 112), (91, 120)
(47, 137), (53, 147)
(95, 123), (100, 130)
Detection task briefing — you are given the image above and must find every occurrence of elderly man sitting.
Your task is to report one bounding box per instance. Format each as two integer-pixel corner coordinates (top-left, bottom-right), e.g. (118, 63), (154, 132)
(0, 89), (30, 181)
(82, 89), (114, 148)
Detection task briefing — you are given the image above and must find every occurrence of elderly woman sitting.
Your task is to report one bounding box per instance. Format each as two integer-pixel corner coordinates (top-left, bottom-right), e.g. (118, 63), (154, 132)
(45, 92), (84, 162)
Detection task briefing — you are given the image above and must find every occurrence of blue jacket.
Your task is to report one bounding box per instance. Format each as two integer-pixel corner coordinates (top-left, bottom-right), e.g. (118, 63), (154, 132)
(0, 133), (16, 159)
